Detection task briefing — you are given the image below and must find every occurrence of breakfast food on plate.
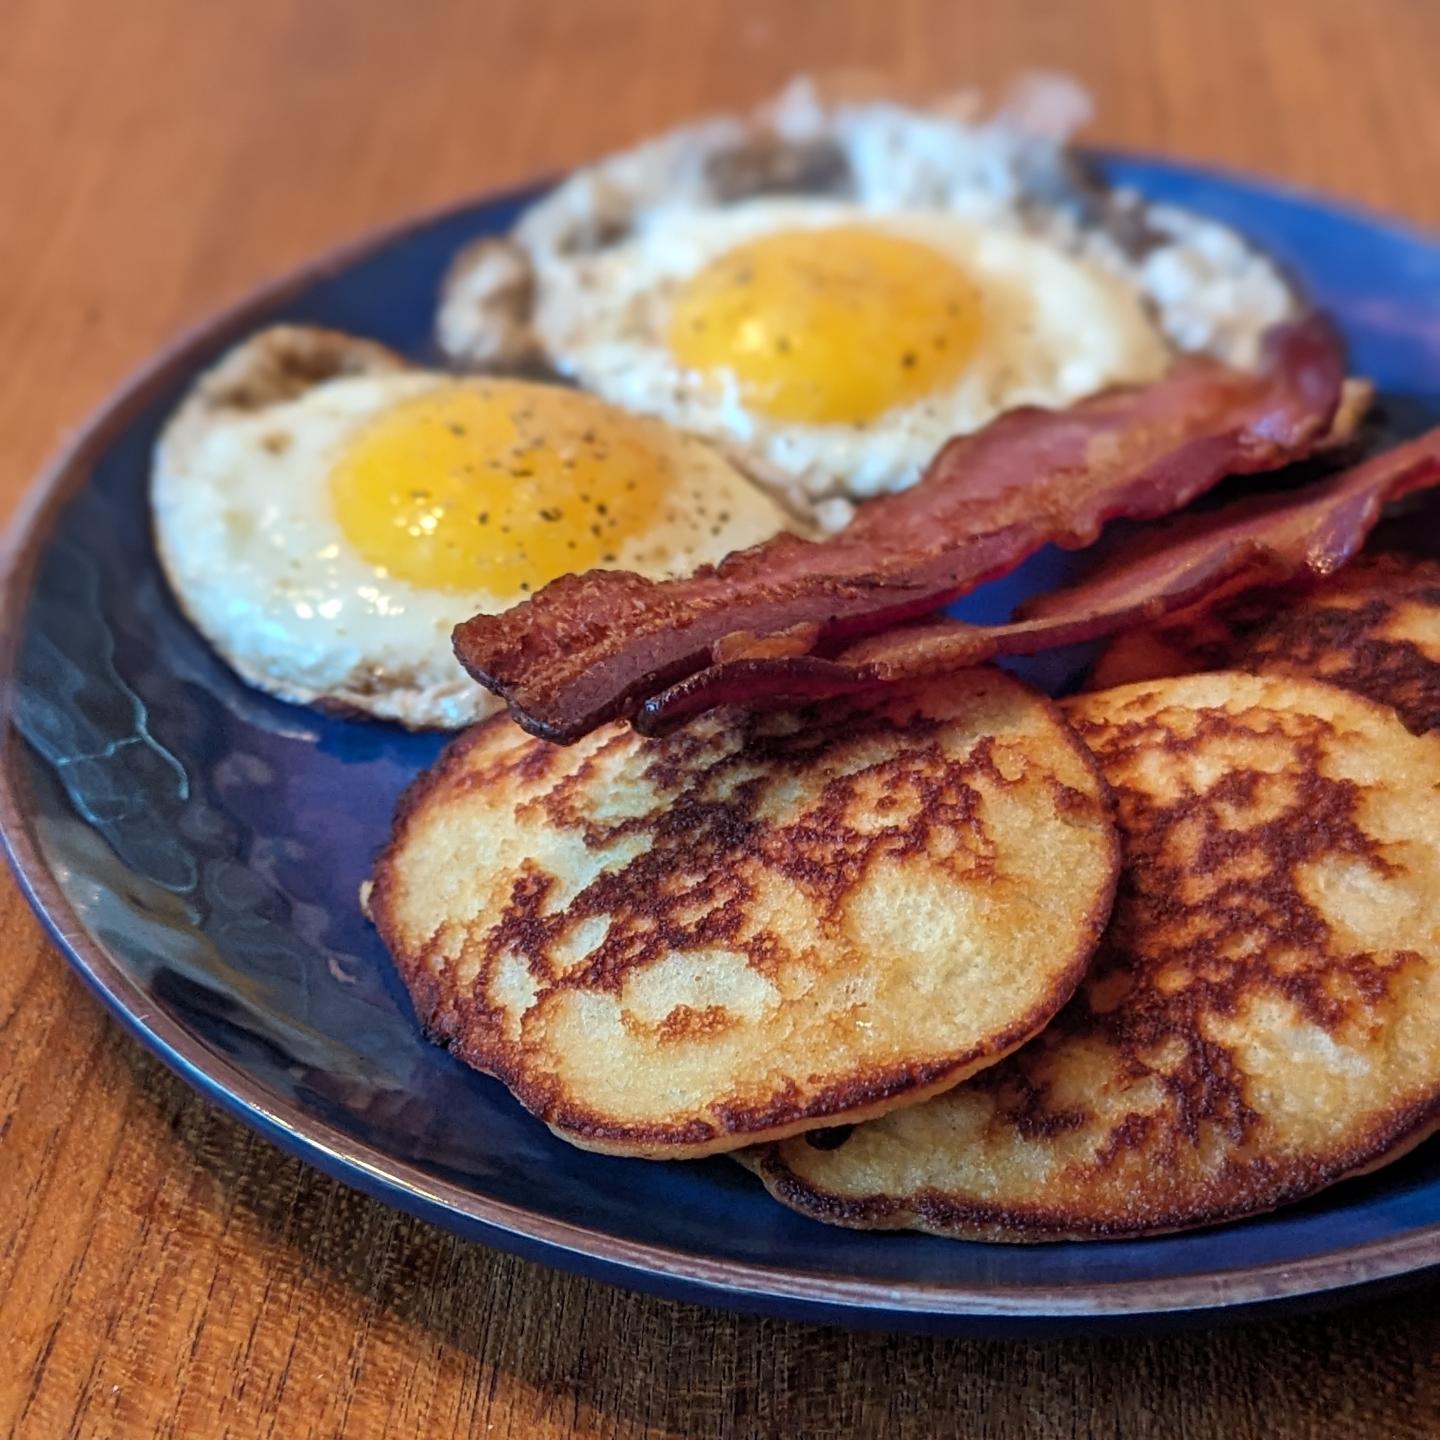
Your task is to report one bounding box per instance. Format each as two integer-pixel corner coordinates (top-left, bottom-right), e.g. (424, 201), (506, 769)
(437, 79), (1307, 525)
(144, 80), (1434, 1236)
(363, 671), (1119, 1158)
(1089, 552), (1440, 734)
(151, 326), (794, 728)
(454, 316), (1346, 742)
(746, 673), (1440, 1239)
(641, 425), (1440, 733)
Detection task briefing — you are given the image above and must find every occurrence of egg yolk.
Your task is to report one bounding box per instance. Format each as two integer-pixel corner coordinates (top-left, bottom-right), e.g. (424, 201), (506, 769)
(329, 382), (670, 595)
(667, 225), (983, 425)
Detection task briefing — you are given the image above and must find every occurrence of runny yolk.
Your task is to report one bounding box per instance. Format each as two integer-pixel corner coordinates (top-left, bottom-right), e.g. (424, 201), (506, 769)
(329, 381), (671, 595)
(667, 225), (983, 425)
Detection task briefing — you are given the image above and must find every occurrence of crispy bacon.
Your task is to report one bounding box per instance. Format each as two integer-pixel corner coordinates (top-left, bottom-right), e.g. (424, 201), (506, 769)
(637, 427), (1440, 732)
(454, 317), (1344, 742)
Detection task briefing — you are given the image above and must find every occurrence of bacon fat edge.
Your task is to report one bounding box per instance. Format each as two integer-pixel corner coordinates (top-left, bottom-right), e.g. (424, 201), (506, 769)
(637, 426), (1440, 732)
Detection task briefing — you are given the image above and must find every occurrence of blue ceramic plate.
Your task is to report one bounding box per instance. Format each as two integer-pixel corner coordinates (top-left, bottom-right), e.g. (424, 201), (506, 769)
(4, 158), (1440, 1337)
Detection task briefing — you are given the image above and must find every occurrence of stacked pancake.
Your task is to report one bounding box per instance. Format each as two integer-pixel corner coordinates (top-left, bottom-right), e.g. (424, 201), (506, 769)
(367, 672), (1120, 1158)
(1090, 551), (1440, 731)
(369, 538), (1440, 1239)
(747, 669), (1440, 1238)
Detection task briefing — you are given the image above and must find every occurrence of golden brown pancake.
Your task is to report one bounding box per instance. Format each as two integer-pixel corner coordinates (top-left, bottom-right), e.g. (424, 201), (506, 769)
(747, 673), (1440, 1238)
(365, 671), (1118, 1159)
(1090, 553), (1440, 735)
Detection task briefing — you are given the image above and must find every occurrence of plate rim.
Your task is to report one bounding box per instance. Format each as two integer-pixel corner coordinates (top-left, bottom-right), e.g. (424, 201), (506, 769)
(4, 156), (1439, 1327)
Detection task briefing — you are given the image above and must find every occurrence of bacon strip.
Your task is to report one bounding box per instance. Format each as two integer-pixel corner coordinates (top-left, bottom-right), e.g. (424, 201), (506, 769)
(454, 317), (1343, 742)
(637, 427), (1440, 732)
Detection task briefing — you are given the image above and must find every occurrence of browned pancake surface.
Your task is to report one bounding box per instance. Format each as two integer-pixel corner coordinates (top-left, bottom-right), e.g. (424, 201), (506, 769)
(748, 673), (1440, 1238)
(366, 671), (1118, 1158)
(1091, 553), (1440, 734)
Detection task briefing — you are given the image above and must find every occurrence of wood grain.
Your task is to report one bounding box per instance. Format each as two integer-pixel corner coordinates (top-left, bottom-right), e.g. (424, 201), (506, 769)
(3, 1), (1440, 1436)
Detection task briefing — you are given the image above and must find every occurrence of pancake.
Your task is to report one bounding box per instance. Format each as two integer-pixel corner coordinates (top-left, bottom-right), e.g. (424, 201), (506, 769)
(747, 673), (1440, 1238)
(365, 670), (1118, 1158)
(1090, 553), (1440, 735)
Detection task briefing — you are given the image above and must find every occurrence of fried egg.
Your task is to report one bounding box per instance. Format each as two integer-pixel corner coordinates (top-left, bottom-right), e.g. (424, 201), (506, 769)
(438, 79), (1302, 526)
(528, 202), (1171, 516)
(152, 327), (794, 728)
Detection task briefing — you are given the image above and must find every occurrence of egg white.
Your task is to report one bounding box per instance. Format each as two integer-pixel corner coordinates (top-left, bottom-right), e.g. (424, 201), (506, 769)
(529, 201), (1172, 521)
(152, 341), (794, 729)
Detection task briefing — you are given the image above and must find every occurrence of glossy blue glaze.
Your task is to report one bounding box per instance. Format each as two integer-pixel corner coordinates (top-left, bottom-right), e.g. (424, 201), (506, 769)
(4, 158), (1439, 1335)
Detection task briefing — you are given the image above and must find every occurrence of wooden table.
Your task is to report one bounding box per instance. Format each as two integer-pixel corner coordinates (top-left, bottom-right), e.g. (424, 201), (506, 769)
(4, 1), (1439, 1435)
